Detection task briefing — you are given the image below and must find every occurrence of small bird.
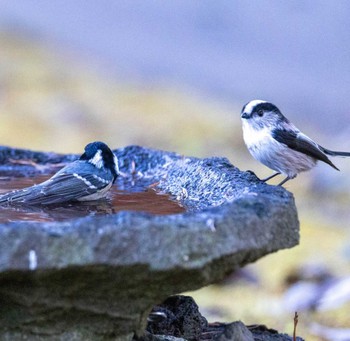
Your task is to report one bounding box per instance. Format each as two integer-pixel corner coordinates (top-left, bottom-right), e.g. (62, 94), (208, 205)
(241, 100), (350, 186)
(0, 141), (119, 205)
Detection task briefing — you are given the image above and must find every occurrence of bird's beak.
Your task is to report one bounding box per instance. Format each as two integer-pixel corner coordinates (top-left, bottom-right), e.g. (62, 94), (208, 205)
(241, 112), (250, 119)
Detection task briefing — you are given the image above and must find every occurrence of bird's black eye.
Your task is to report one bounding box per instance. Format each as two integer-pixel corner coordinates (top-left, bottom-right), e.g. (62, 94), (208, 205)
(257, 109), (264, 117)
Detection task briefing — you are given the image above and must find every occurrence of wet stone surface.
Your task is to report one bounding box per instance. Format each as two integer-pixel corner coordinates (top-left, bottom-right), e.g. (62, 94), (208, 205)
(0, 145), (300, 341)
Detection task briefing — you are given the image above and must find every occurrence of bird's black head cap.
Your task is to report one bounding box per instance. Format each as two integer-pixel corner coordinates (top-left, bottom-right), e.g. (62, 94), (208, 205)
(241, 100), (288, 124)
(80, 141), (119, 180)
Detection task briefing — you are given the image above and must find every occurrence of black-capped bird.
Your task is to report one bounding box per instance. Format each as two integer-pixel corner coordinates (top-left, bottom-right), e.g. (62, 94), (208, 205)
(241, 100), (350, 186)
(0, 141), (119, 205)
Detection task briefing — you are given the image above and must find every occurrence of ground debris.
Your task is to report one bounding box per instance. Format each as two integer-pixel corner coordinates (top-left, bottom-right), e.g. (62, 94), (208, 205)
(144, 295), (304, 341)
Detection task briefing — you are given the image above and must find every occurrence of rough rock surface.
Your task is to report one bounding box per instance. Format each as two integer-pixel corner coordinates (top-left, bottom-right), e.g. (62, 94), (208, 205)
(0, 145), (300, 340)
(145, 295), (304, 341)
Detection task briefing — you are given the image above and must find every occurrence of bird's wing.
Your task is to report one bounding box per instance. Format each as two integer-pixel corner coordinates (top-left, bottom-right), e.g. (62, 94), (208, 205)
(0, 169), (112, 205)
(34, 172), (111, 204)
(272, 128), (339, 170)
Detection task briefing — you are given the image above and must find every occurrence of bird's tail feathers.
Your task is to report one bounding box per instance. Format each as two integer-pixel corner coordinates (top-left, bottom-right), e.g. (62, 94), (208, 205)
(0, 188), (37, 205)
(320, 147), (350, 158)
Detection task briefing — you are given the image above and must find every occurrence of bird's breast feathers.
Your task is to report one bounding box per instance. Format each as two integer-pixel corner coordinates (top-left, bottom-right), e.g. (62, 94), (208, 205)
(242, 121), (275, 151)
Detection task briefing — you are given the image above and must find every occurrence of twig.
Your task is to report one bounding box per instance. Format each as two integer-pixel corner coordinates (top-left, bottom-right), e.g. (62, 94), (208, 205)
(8, 159), (66, 172)
(293, 312), (299, 341)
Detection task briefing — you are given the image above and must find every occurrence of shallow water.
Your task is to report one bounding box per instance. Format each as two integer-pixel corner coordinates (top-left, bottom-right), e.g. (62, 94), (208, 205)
(0, 175), (184, 223)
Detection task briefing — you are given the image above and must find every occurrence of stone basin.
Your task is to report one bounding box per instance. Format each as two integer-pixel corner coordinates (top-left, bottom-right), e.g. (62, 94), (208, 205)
(0, 145), (299, 341)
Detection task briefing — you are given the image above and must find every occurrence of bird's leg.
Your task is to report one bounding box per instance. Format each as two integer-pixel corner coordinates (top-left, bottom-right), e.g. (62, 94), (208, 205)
(277, 176), (291, 186)
(261, 172), (280, 182)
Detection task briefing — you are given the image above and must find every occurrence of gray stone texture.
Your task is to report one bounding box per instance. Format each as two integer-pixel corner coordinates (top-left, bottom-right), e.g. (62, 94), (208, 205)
(0, 146), (300, 340)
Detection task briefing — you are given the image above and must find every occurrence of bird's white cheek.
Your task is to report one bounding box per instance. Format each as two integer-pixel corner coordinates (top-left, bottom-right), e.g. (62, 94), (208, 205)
(89, 149), (104, 169)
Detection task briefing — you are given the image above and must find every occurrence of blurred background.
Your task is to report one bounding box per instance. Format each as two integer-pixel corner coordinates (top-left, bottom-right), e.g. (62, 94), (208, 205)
(0, 1), (350, 339)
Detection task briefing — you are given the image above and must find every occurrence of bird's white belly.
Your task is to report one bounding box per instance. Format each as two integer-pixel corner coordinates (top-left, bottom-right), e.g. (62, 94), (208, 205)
(78, 182), (113, 201)
(242, 122), (316, 177)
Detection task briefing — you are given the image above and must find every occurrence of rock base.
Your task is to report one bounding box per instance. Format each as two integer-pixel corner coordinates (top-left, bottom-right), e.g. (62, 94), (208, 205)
(145, 295), (304, 341)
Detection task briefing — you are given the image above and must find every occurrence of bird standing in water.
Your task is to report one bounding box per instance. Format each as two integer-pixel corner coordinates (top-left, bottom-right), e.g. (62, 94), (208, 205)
(0, 141), (119, 205)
